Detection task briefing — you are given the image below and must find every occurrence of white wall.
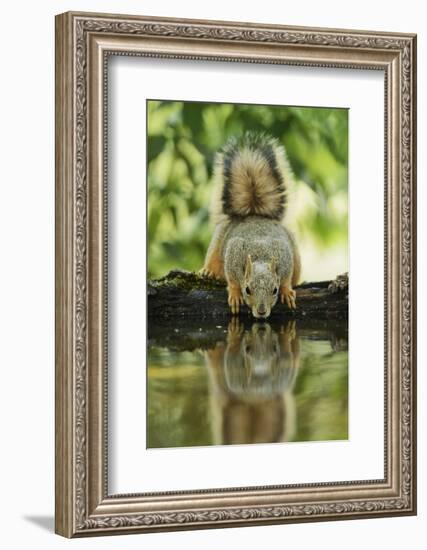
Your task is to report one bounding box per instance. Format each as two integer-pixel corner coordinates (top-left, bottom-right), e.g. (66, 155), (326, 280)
(0, 0), (424, 548)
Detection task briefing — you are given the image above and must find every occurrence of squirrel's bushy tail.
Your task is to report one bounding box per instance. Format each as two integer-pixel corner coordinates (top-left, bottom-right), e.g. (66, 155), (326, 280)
(213, 132), (292, 222)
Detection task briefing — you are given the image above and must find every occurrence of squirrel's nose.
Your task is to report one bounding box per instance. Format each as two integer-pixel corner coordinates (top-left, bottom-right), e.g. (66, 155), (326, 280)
(258, 304), (266, 315)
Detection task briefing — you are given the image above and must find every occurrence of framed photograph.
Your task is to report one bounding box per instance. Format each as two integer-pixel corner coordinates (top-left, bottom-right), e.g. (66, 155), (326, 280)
(55, 11), (417, 537)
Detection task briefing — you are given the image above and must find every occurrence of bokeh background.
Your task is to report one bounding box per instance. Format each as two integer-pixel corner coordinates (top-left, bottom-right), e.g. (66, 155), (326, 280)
(147, 100), (348, 282)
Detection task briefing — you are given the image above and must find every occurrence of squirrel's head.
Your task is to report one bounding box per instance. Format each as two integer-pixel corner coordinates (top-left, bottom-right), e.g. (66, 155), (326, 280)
(242, 255), (280, 319)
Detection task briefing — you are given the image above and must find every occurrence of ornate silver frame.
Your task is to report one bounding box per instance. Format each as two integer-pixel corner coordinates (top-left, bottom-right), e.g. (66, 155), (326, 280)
(55, 11), (417, 537)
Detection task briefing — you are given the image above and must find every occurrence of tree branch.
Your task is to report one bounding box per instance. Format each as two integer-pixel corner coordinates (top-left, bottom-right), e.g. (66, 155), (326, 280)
(148, 270), (348, 321)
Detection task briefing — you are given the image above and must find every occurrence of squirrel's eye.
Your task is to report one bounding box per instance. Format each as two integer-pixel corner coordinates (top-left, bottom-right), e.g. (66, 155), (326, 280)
(245, 287), (251, 295)
(273, 287), (278, 295)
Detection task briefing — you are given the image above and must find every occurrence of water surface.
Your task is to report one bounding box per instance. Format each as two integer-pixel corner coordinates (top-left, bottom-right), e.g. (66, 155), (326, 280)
(147, 319), (348, 448)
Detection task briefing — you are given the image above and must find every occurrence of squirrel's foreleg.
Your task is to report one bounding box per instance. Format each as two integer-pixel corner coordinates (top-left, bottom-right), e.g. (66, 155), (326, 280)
(280, 230), (300, 310)
(280, 276), (296, 310)
(199, 221), (228, 280)
(227, 277), (243, 315)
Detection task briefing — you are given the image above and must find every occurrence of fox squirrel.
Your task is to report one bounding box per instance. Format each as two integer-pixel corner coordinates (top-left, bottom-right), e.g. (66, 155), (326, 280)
(200, 132), (301, 319)
(205, 319), (299, 444)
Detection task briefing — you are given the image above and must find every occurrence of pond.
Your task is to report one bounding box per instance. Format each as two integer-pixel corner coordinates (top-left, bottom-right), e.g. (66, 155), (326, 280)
(147, 318), (348, 449)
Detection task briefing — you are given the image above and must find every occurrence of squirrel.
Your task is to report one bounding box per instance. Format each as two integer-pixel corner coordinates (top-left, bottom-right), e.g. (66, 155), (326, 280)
(200, 131), (301, 319)
(204, 319), (299, 444)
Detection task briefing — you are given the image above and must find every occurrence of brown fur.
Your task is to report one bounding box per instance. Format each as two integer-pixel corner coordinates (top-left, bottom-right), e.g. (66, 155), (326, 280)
(205, 319), (299, 445)
(200, 133), (301, 317)
(227, 148), (286, 218)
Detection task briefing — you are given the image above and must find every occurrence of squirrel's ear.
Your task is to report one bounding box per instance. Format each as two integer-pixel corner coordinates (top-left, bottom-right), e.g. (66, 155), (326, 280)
(245, 254), (253, 278)
(269, 256), (278, 275)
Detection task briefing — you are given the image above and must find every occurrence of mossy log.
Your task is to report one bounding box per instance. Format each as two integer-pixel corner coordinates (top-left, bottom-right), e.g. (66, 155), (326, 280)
(148, 270), (348, 321)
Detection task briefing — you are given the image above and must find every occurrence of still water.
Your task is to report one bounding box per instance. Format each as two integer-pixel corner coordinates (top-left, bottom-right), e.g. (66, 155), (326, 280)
(147, 319), (348, 448)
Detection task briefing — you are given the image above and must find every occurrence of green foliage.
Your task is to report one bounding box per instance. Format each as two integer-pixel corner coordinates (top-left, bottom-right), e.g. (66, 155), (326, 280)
(147, 100), (348, 279)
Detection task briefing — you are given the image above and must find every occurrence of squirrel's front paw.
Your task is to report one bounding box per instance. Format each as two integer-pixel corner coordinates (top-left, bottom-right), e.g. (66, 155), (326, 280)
(280, 285), (296, 310)
(227, 317), (244, 341)
(227, 286), (243, 315)
(199, 267), (217, 279)
(281, 320), (297, 340)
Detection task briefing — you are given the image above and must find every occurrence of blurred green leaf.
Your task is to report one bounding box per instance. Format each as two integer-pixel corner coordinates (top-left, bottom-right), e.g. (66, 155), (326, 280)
(147, 100), (348, 280)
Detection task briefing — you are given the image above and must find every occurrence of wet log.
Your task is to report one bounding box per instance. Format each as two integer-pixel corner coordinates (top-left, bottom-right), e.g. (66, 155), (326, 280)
(148, 270), (348, 321)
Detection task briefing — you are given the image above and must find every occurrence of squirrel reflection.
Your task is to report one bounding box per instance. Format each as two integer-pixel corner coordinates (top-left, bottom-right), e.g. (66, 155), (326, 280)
(205, 319), (299, 445)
